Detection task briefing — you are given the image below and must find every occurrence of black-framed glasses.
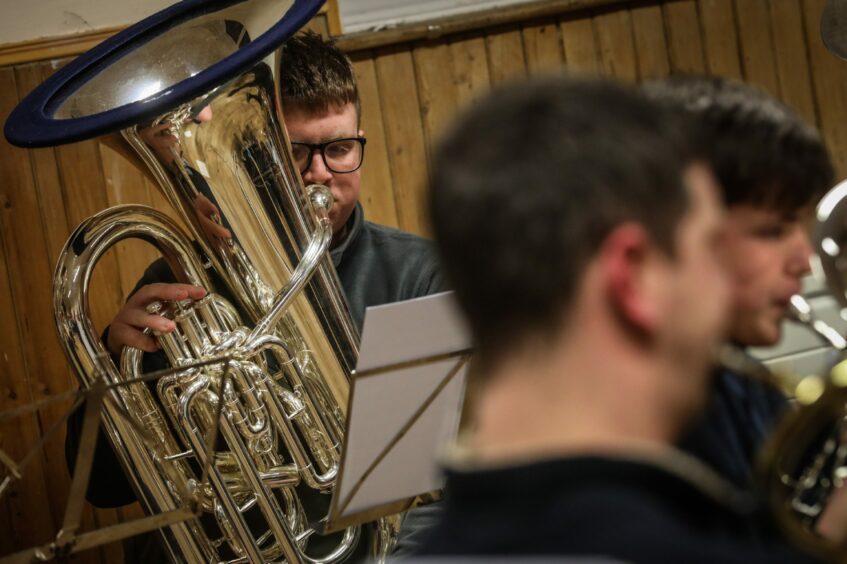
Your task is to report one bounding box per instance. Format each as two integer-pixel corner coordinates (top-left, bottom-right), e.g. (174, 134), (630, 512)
(290, 137), (367, 174)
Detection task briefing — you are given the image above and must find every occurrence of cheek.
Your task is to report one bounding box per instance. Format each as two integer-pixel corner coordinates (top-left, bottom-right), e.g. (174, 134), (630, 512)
(725, 246), (773, 299)
(333, 174), (360, 203)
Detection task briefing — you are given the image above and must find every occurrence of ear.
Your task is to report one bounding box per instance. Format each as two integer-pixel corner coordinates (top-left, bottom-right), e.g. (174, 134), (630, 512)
(600, 223), (665, 335)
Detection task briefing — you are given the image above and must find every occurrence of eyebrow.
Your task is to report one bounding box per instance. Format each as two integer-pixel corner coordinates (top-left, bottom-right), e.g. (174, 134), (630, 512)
(290, 134), (358, 144)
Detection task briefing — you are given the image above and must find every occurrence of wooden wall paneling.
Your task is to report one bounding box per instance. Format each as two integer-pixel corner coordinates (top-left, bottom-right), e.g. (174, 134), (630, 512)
(449, 33), (492, 108)
(22, 63), (74, 268)
(734, 0), (779, 96)
(803, 0), (847, 177)
(768, 0), (819, 125)
(4, 63), (85, 558)
(697, 0), (743, 79)
(351, 54), (400, 229)
(31, 58), (103, 564)
(560, 14), (601, 75)
(0, 65), (57, 557)
(374, 47), (430, 235)
(484, 28), (527, 85)
(594, 8), (639, 82)
(0, 130), (15, 553)
(0, 222), (54, 553)
(630, 3), (671, 80)
(663, 1), (707, 73)
(522, 20), (565, 74)
(412, 40), (459, 158)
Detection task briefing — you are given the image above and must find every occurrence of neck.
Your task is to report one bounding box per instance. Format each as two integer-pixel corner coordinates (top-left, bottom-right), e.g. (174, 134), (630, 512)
(469, 309), (688, 464)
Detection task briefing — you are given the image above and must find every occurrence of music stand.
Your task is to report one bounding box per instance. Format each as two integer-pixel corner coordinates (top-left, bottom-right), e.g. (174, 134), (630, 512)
(323, 291), (472, 532)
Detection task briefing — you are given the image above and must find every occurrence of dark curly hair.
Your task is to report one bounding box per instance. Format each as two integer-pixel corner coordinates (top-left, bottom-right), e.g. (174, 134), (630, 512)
(643, 76), (833, 213)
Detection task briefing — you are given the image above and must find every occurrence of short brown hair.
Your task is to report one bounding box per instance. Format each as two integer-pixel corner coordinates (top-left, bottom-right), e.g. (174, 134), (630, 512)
(430, 77), (701, 362)
(279, 31), (360, 119)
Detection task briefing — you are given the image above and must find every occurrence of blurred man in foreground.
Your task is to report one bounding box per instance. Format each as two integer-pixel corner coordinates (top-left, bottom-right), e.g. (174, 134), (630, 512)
(415, 76), (819, 562)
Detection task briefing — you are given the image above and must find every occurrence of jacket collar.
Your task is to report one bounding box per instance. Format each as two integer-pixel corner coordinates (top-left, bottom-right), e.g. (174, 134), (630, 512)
(329, 202), (364, 268)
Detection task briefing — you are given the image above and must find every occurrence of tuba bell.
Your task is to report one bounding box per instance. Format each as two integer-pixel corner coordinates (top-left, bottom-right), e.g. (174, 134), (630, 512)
(5, 0), (396, 561)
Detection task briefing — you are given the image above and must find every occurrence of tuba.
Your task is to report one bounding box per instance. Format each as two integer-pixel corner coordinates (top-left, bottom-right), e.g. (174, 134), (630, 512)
(5, 0), (396, 561)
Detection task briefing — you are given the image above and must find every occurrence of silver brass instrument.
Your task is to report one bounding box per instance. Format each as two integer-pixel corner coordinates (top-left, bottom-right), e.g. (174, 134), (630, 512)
(5, 0), (396, 561)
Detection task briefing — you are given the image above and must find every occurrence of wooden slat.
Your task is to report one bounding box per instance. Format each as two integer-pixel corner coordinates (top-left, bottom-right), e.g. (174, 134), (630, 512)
(25, 64), (72, 269)
(374, 47), (430, 236)
(485, 28), (527, 85)
(803, 0), (847, 178)
(522, 21), (565, 74)
(0, 65), (56, 554)
(698, 0), (743, 79)
(322, 0), (344, 35)
(769, 0), (818, 124)
(734, 0), (780, 96)
(351, 54), (400, 229)
(561, 16), (601, 75)
(631, 4), (671, 80)
(6, 63), (84, 554)
(0, 228), (54, 552)
(413, 40), (459, 156)
(450, 33), (492, 107)
(594, 8), (639, 81)
(663, 0), (707, 73)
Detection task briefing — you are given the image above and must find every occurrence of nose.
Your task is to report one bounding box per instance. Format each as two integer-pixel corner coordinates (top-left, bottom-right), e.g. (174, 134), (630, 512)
(786, 225), (813, 278)
(301, 151), (332, 185)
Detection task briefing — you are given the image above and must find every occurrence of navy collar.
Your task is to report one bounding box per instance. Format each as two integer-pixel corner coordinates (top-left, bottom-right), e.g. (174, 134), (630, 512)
(329, 202), (364, 268)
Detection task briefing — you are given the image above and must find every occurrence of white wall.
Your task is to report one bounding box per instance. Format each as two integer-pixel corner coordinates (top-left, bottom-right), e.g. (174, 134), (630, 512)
(339, 0), (536, 33)
(0, 0), (537, 44)
(0, 0), (173, 44)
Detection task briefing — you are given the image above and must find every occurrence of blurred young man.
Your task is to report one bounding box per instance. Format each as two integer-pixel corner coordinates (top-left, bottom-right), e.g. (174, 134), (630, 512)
(414, 76), (818, 562)
(644, 76), (834, 493)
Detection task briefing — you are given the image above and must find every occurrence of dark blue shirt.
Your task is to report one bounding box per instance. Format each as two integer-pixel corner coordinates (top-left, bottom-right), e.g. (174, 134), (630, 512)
(416, 454), (816, 562)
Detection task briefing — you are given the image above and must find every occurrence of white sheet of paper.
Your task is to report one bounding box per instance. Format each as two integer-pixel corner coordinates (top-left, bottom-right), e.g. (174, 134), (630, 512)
(335, 291), (471, 517)
(356, 291), (470, 372)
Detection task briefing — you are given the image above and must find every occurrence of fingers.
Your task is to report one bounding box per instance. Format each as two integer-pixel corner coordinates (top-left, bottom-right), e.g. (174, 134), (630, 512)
(106, 283), (208, 356)
(127, 283), (207, 307)
(198, 212), (232, 240)
(194, 196), (232, 240)
(107, 323), (159, 354)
